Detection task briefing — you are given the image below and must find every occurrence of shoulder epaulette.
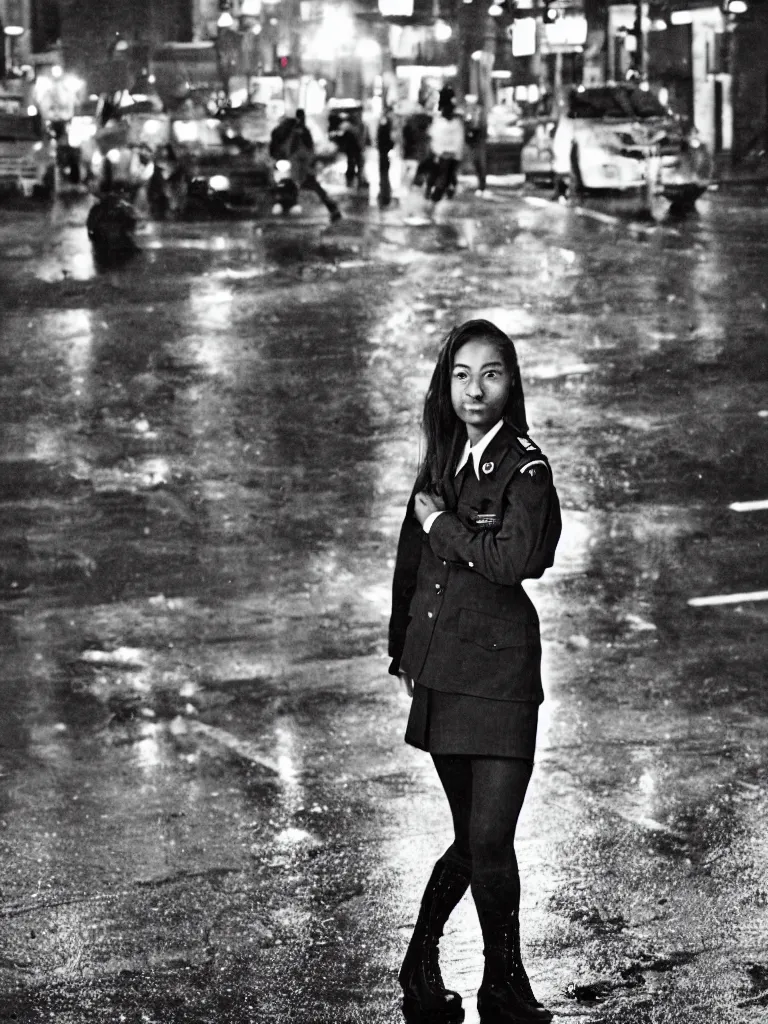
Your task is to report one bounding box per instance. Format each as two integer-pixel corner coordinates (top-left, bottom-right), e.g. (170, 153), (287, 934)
(509, 434), (549, 476)
(509, 433), (542, 457)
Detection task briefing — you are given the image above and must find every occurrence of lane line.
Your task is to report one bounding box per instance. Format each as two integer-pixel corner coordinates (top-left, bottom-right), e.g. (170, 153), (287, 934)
(730, 499), (768, 512)
(688, 590), (768, 607)
(524, 194), (621, 226)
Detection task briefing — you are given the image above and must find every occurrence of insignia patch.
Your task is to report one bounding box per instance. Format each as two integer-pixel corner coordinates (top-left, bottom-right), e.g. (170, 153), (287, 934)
(472, 512), (500, 528)
(482, 461), (494, 475)
(517, 436), (537, 452)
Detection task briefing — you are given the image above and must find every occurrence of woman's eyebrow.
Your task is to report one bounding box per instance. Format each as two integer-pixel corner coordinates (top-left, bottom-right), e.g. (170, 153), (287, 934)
(453, 361), (505, 370)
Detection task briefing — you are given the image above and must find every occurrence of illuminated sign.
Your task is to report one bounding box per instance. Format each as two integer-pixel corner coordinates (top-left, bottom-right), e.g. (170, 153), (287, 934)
(544, 15), (588, 46)
(512, 18), (537, 57)
(379, 0), (414, 14)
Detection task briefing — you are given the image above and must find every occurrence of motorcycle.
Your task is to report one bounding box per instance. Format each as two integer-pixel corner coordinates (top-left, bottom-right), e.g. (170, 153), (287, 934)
(86, 186), (138, 258)
(86, 144), (153, 259)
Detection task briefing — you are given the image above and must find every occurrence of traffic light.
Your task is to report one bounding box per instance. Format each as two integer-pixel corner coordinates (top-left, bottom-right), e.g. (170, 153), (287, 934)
(543, 0), (558, 22)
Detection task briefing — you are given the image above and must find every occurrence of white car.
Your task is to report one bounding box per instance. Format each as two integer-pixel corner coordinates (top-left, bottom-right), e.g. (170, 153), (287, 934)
(0, 107), (56, 199)
(551, 85), (711, 212)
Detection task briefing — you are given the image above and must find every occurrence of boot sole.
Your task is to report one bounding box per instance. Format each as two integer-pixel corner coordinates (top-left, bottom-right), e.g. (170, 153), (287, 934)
(477, 997), (552, 1024)
(402, 996), (465, 1023)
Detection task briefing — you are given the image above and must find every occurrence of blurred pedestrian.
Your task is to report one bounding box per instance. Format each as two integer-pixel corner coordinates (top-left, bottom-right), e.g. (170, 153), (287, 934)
(389, 318), (561, 1024)
(426, 87), (464, 206)
(464, 94), (489, 196)
(286, 109), (342, 223)
(402, 103), (433, 188)
(377, 110), (394, 208)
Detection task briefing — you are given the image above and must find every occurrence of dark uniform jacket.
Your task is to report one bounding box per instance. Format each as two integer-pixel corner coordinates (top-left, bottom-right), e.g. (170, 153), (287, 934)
(388, 422), (561, 703)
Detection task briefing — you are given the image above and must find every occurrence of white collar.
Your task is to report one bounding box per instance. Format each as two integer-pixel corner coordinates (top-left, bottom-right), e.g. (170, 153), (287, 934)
(455, 419), (504, 479)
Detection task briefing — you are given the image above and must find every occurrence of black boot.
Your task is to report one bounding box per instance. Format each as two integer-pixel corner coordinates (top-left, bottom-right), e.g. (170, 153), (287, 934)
(399, 856), (470, 1020)
(476, 913), (552, 1023)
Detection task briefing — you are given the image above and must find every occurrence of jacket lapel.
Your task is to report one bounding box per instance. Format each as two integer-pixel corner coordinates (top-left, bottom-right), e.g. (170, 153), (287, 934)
(474, 422), (516, 483)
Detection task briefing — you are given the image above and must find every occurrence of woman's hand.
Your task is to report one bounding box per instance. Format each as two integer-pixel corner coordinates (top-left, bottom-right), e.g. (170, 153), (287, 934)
(398, 671), (415, 697)
(414, 490), (445, 526)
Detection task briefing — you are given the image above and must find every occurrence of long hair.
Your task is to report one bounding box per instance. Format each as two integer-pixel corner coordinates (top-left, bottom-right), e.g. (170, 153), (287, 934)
(414, 319), (528, 501)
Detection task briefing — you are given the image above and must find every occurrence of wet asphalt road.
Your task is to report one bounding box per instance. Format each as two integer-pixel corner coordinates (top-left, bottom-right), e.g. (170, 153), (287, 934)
(0, 180), (767, 1024)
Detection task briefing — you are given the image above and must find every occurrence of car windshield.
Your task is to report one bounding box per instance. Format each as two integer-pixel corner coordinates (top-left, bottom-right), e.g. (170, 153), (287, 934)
(569, 87), (666, 120)
(0, 113), (41, 141)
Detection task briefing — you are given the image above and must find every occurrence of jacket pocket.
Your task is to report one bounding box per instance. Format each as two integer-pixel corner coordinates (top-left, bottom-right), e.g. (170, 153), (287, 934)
(457, 608), (539, 651)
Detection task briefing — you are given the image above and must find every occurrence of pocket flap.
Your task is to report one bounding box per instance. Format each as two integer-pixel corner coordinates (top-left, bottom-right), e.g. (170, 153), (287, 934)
(457, 608), (539, 650)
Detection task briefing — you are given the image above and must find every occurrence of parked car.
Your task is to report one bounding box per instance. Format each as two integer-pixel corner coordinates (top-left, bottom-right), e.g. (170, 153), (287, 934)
(551, 84), (712, 212)
(486, 103), (527, 174)
(152, 104), (274, 216)
(0, 105), (56, 200)
(520, 119), (557, 185)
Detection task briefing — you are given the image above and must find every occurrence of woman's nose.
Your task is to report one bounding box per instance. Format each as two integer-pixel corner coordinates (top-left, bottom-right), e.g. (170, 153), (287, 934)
(466, 376), (483, 398)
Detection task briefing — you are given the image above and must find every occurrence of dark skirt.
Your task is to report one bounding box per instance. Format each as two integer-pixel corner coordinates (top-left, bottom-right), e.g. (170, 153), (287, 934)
(405, 683), (539, 759)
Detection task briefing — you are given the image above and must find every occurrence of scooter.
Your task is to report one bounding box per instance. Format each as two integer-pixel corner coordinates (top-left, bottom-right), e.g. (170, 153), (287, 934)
(86, 185), (138, 259)
(86, 142), (153, 259)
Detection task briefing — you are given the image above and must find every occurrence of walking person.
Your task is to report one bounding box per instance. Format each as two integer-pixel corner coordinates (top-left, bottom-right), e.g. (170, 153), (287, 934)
(389, 318), (561, 1023)
(464, 95), (489, 197)
(403, 102), (434, 188)
(377, 109), (395, 208)
(427, 87), (464, 207)
(286, 109), (342, 223)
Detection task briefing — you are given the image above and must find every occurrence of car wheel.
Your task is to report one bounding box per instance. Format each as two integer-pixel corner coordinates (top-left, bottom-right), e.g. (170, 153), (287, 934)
(553, 173), (570, 201)
(668, 191), (700, 217)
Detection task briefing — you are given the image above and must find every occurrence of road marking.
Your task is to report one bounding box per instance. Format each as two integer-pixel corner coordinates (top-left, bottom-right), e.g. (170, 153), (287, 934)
(730, 499), (768, 512)
(522, 193), (674, 233)
(524, 194), (621, 226)
(187, 720), (280, 774)
(688, 590), (768, 607)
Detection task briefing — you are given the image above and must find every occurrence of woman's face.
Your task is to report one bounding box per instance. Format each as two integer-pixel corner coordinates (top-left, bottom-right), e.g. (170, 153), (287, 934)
(450, 338), (512, 442)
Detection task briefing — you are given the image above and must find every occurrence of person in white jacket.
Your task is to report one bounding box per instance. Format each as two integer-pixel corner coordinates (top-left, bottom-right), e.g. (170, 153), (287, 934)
(427, 87), (464, 203)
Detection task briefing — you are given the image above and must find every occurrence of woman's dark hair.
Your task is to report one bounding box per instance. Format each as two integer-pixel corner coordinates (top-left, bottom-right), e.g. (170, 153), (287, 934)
(415, 319), (528, 501)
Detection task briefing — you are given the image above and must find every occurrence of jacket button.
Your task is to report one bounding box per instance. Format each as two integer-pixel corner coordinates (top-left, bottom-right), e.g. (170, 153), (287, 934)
(442, 560), (447, 566)
(468, 561), (474, 568)
(427, 611), (433, 618)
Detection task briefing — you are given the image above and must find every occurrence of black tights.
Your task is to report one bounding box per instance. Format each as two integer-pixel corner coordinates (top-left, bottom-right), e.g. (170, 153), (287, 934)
(432, 754), (532, 918)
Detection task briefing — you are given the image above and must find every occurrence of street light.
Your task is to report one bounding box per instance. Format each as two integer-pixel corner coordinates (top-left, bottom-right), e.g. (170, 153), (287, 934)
(217, 11), (235, 28)
(4, 24), (25, 71)
(435, 19), (452, 40)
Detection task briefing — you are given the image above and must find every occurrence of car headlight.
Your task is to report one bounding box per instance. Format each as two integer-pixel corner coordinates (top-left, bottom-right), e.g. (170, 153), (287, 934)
(106, 148), (121, 163)
(209, 175), (230, 192)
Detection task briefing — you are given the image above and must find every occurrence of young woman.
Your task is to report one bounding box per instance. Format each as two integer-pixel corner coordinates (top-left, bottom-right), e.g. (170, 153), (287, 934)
(389, 319), (561, 1024)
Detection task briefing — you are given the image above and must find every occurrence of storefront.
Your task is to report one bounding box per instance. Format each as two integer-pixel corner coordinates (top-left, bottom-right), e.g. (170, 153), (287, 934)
(608, 2), (731, 154)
